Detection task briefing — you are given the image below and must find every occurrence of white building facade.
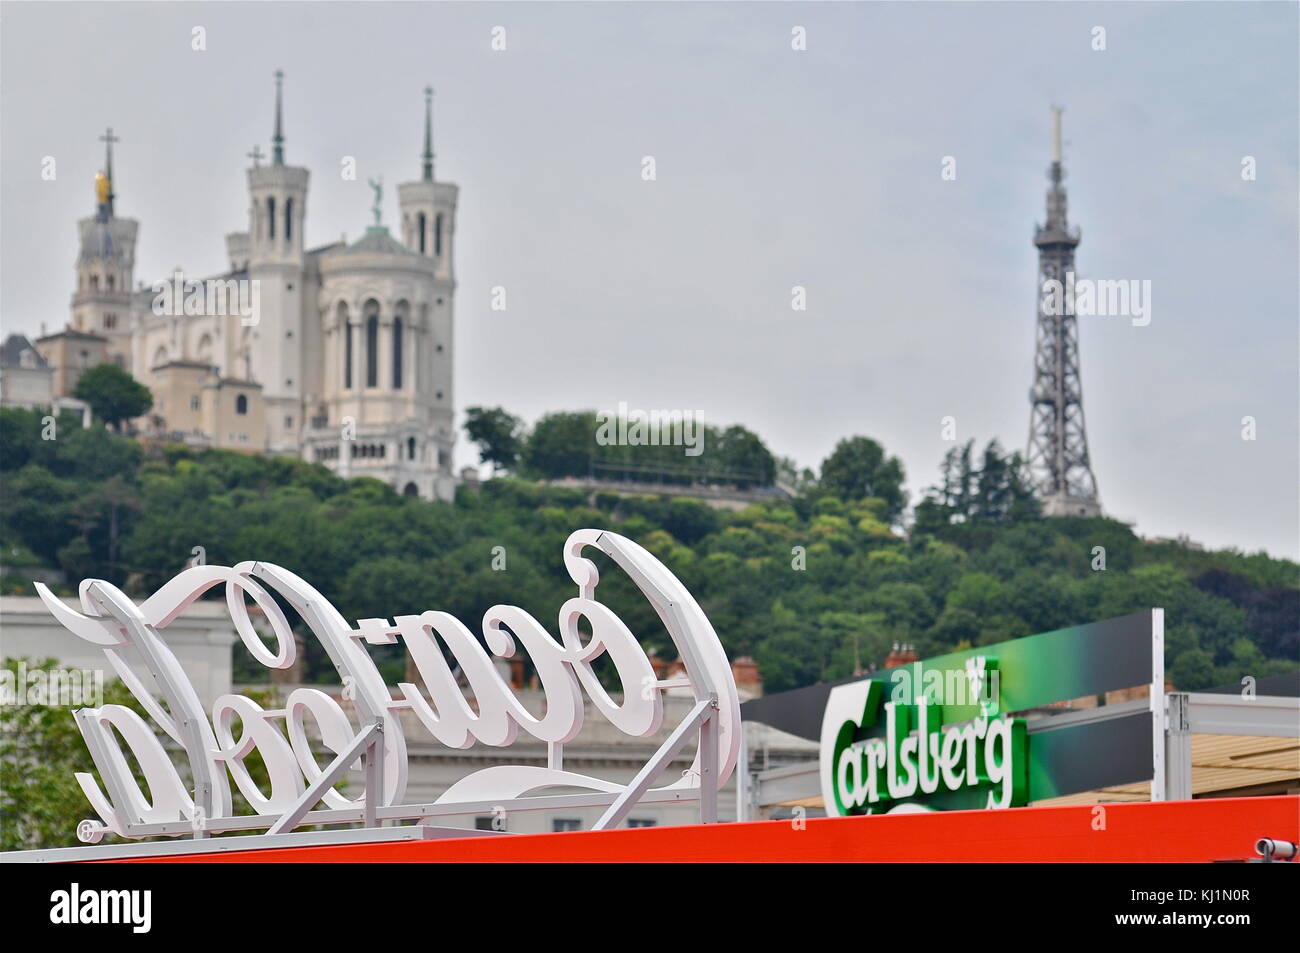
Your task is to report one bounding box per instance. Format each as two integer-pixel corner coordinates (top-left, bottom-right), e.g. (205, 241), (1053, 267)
(37, 76), (459, 501)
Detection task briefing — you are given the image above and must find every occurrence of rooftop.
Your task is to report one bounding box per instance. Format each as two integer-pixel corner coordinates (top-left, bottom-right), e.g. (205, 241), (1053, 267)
(0, 335), (49, 369)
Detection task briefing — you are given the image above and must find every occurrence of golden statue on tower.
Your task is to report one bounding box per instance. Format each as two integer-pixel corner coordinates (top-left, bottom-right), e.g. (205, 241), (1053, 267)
(95, 127), (118, 212)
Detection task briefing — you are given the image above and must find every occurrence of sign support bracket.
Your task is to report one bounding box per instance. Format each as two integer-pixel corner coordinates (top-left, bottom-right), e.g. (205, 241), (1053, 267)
(268, 721), (384, 836)
(591, 694), (717, 831)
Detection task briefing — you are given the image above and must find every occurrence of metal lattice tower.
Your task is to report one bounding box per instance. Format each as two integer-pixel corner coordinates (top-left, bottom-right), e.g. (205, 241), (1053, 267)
(1026, 107), (1102, 518)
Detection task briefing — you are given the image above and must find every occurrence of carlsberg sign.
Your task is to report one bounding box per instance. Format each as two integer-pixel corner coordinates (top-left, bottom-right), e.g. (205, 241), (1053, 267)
(820, 656), (1027, 815)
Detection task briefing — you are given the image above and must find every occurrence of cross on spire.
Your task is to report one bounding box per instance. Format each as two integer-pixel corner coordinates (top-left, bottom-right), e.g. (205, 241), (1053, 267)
(421, 85), (435, 181)
(272, 70), (285, 165)
(247, 144), (265, 167)
(99, 126), (119, 214)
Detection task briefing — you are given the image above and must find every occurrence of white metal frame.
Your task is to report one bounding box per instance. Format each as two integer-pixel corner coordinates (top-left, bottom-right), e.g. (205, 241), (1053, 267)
(1, 824), (507, 864)
(1150, 608), (1166, 801)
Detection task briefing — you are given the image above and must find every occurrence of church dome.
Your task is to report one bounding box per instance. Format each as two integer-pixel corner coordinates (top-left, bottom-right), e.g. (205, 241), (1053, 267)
(343, 225), (417, 257)
(320, 225), (431, 281)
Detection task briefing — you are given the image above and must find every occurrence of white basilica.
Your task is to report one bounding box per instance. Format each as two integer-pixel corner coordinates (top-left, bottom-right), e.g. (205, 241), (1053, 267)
(36, 73), (460, 501)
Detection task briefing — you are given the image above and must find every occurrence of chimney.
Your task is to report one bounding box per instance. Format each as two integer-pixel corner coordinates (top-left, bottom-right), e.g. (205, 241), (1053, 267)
(731, 655), (760, 686)
(731, 655), (763, 699)
(884, 641), (918, 669)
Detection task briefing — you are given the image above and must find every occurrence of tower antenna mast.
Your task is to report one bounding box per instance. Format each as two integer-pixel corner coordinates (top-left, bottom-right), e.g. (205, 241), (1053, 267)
(1026, 107), (1102, 518)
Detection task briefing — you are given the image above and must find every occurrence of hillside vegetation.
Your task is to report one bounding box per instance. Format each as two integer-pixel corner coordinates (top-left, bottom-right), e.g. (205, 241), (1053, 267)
(1, 406), (1295, 693)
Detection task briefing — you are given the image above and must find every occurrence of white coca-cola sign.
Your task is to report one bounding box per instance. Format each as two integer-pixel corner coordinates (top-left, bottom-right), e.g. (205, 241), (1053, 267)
(36, 529), (740, 842)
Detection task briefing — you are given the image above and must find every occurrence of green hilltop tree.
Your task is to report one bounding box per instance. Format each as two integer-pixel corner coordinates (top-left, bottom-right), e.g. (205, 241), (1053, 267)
(521, 410), (599, 479)
(819, 436), (907, 522)
(73, 363), (153, 431)
(711, 425), (777, 488)
(913, 439), (1040, 534)
(463, 406), (525, 474)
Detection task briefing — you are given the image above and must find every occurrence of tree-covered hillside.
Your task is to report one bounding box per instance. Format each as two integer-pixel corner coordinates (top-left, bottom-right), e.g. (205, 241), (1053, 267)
(1, 407), (1295, 693)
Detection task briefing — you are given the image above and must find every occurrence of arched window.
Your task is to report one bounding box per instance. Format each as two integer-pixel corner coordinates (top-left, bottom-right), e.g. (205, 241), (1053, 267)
(338, 302), (353, 389)
(235, 394), (248, 415)
(403, 482), (419, 498)
(393, 300), (409, 390)
(266, 197), (276, 240)
(392, 316), (403, 388)
(364, 300), (380, 387)
(285, 198), (294, 242)
(417, 212), (427, 254)
(195, 334), (213, 362)
(407, 436), (416, 460)
(152, 346), (168, 368)
(90, 275), (99, 291)
(107, 274), (115, 290)
(434, 213), (443, 256)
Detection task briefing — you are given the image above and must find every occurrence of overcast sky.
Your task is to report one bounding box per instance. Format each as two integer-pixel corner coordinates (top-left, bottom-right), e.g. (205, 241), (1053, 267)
(2, 2), (1296, 559)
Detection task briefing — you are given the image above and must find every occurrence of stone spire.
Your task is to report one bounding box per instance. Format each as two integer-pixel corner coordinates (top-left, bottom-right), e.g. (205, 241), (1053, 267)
(272, 70), (285, 165)
(421, 86), (435, 181)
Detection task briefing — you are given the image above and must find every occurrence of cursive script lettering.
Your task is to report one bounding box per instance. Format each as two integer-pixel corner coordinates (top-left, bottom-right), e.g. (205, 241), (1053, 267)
(37, 529), (740, 839)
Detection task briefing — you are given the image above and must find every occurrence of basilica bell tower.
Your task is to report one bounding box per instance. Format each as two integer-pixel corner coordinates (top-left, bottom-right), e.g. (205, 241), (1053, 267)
(246, 70), (310, 453)
(397, 86), (458, 490)
(71, 127), (137, 369)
